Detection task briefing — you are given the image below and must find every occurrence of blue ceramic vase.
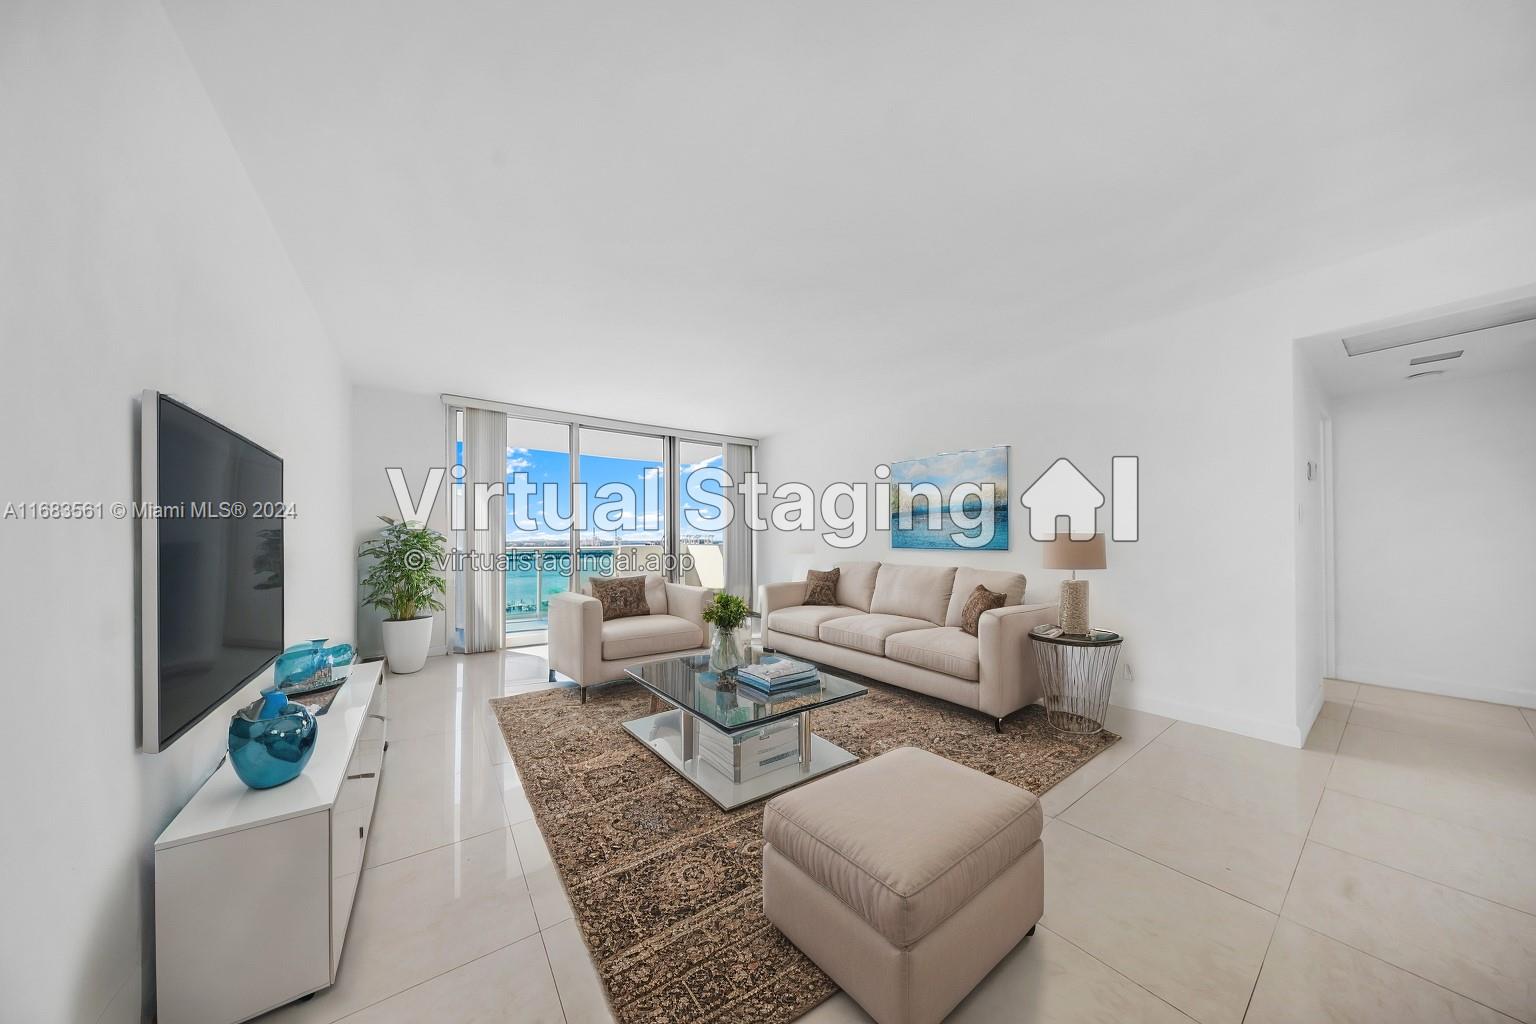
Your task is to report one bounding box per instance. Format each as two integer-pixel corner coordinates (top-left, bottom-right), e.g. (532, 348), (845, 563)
(229, 690), (317, 789)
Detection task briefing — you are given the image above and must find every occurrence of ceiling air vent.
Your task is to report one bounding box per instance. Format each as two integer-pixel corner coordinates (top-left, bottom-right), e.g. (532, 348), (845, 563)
(1342, 295), (1536, 357)
(1405, 370), (1445, 380)
(1408, 350), (1464, 366)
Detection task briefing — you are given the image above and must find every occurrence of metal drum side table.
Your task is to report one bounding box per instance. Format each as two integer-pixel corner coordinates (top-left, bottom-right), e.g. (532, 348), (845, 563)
(1029, 626), (1122, 735)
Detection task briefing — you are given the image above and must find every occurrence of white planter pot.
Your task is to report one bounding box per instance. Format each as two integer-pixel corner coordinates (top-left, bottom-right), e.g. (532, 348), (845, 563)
(381, 616), (434, 674)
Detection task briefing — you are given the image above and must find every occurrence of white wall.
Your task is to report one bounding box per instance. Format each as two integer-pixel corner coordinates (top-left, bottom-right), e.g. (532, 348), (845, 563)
(1332, 369), (1536, 706)
(0, 3), (353, 1021)
(351, 386), (453, 658)
(758, 203), (1536, 747)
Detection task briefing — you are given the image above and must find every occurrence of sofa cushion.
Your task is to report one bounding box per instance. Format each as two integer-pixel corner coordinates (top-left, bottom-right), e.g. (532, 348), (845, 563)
(885, 626), (981, 681)
(600, 614), (702, 660)
(869, 564), (957, 625)
(943, 568), (1027, 627)
(766, 604), (862, 642)
(834, 561), (881, 612)
(762, 747), (1042, 946)
(819, 613), (933, 656)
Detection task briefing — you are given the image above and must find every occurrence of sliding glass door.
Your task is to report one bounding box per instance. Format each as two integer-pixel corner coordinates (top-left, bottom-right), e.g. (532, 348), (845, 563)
(575, 427), (667, 594)
(678, 440), (726, 590)
(443, 400), (754, 649)
(504, 417), (573, 644)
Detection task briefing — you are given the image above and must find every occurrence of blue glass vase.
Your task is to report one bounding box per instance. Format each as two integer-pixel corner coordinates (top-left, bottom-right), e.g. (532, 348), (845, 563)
(229, 690), (317, 789)
(322, 641), (356, 669)
(275, 639), (355, 691)
(275, 639), (329, 689)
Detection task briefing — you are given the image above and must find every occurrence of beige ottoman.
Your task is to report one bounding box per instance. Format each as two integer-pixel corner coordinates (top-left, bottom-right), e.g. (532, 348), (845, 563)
(762, 747), (1044, 1024)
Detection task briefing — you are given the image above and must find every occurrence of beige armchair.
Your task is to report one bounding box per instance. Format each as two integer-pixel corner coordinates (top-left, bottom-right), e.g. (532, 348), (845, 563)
(547, 574), (713, 701)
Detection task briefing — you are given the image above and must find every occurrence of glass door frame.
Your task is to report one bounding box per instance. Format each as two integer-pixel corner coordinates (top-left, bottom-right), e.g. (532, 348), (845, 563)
(441, 396), (757, 649)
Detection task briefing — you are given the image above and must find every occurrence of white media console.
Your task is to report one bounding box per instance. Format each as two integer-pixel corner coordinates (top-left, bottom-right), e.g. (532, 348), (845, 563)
(154, 660), (387, 1024)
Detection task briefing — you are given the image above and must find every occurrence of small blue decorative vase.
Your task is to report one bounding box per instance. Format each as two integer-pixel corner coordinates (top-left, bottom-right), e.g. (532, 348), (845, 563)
(229, 690), (317, 789)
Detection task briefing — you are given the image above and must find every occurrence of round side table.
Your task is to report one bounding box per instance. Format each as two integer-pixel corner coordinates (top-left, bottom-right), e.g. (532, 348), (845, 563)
(1029, 626), (1122, 735)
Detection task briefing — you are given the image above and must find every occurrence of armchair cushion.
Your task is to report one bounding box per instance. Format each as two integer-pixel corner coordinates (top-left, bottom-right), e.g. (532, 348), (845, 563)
(600, 614), (703, 661)
(662, 582), (711, 631)
(765, 604), (862, 641)
(885, 626), (981, 681)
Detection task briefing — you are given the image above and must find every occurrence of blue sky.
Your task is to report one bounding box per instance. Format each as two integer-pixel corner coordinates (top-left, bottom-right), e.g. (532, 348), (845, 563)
(452, 442), (724, 542)
(460, 445), (724, 543)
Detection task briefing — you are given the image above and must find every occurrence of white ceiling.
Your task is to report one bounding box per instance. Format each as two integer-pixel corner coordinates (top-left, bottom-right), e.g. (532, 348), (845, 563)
(162, 0), (1536, 435)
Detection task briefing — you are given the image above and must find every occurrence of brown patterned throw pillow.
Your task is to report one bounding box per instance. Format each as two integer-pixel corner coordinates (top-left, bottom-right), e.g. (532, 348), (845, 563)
(960, 584), (1006, 636)
(590, 575), (650, 621)
(803, 568), (840, 606)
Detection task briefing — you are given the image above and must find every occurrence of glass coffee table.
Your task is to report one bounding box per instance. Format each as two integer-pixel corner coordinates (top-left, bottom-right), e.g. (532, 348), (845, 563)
(624, 651), (867, 810)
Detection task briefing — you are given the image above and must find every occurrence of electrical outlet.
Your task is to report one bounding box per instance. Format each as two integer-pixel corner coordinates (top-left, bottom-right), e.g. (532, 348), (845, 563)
(1121, 662), (1135, 682)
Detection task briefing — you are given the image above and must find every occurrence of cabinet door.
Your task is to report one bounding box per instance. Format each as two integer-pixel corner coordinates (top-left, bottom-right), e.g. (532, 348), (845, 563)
(157, 813), (330, 1024)
(331, 676), (387, 973)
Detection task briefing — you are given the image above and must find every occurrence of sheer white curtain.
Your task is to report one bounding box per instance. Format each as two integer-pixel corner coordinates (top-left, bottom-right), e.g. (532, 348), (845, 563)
(462, 407), (507, 653)
(723, 442), (754, 603)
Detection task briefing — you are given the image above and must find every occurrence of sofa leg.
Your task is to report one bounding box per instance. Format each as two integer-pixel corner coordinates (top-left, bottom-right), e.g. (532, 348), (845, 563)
(1026, 924), (1036, 937)
(995, 717), (1004, 733)
(548, 669), (556, 683)
(580, 686), (588, 705)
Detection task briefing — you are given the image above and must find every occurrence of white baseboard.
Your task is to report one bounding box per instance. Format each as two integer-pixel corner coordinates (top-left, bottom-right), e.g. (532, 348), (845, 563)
(1333, 664), (1536, 710)
(1110, 691), (1308, 748)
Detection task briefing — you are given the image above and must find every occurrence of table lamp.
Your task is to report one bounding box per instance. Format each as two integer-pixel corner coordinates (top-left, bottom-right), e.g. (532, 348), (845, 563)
(1042, 533), (1106, 635)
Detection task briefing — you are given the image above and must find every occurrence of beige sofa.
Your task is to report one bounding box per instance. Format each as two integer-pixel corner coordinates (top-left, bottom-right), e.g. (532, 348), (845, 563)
(547, 574), (713, 701)
(761, 561), (1056, 728)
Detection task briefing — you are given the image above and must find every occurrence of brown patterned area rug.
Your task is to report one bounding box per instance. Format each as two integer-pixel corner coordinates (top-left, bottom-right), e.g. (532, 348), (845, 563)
(490, 681), (1117, 1024)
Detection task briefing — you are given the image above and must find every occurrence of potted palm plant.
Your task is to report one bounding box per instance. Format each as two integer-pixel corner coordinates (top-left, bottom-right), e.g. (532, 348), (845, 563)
(359, 516), (447, 674)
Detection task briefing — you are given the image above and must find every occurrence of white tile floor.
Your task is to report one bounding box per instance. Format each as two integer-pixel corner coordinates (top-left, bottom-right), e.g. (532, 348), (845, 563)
(259, 652), (1536, 1024)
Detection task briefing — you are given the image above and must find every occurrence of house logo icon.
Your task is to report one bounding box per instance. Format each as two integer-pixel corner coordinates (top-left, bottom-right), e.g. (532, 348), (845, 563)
(1019, 457), (1139, 541)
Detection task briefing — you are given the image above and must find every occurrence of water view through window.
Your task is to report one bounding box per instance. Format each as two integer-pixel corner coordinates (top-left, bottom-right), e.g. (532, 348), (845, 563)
(499, 424), (728, 640)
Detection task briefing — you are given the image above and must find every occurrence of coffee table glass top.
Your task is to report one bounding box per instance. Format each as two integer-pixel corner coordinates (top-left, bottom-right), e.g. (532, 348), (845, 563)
(626, 651), (867, 734)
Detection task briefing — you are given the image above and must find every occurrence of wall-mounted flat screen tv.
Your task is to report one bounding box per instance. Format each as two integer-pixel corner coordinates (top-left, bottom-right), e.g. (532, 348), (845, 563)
(141, 391), (284, 752)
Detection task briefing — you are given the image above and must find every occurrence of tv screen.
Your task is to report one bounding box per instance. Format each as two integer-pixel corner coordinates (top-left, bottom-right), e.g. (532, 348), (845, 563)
(143, 393), (284, 752)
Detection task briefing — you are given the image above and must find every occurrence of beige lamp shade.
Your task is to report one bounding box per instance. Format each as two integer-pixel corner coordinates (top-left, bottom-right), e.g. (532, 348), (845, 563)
(1041, 533), (1106, 571)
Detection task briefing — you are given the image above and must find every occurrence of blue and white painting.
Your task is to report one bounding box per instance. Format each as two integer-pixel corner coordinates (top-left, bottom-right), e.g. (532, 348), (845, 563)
(889, 445), (1010, 551)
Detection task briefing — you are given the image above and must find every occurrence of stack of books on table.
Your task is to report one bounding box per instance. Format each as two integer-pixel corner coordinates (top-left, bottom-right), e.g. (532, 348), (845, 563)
(737, 656), (820, 693)
(697, 719), (801, 782)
